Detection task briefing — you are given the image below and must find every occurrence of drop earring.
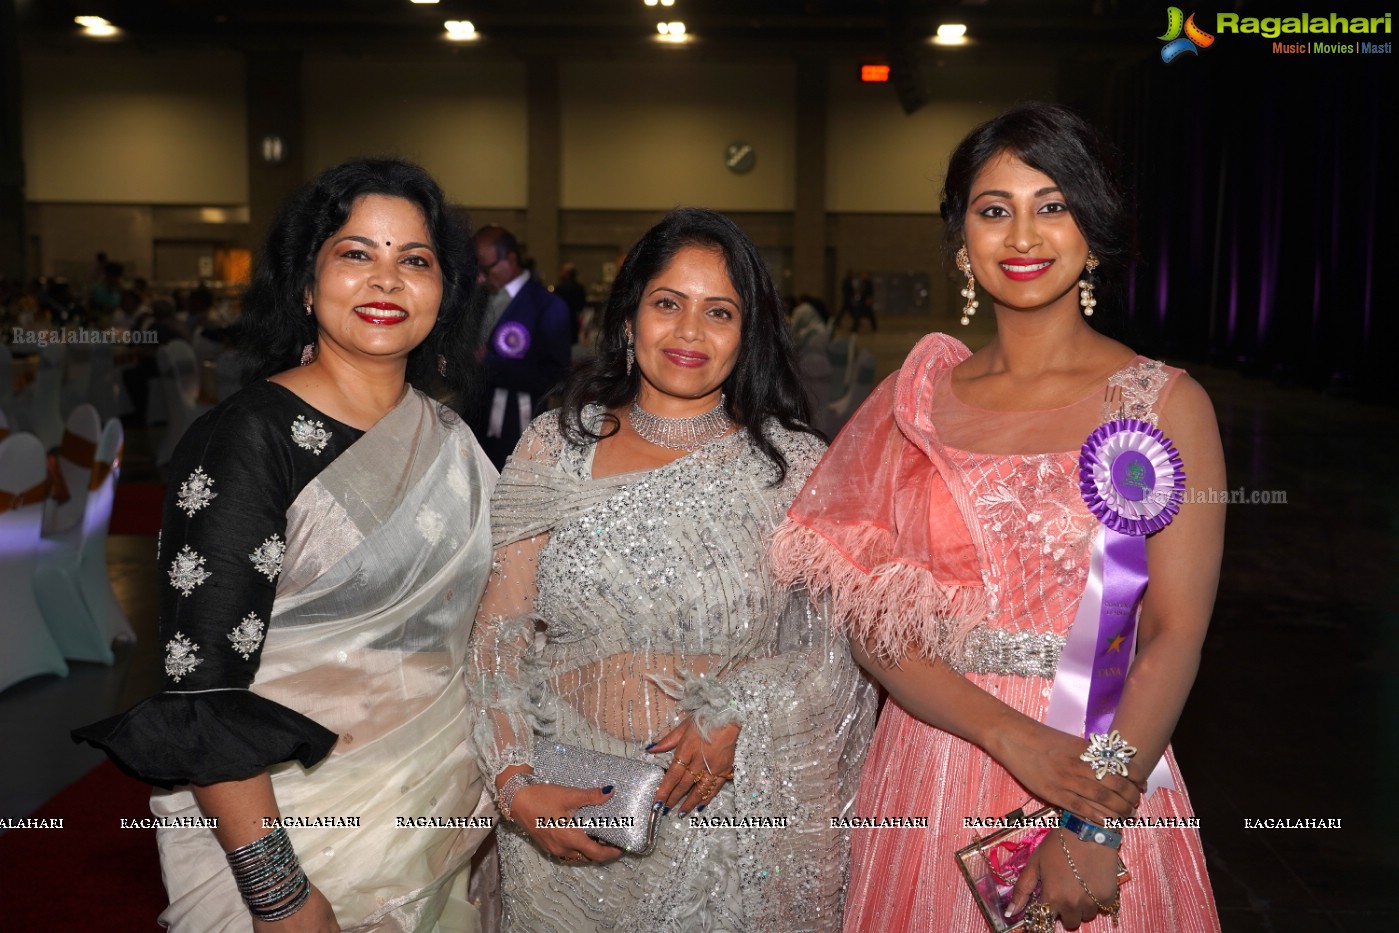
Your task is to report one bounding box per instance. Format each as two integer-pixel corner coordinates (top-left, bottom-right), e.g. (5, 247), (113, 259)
(624, 326), (635, 377)
(956, 246), (978, 326)
(299, 342), (316, 366)
(1079, 252), (1100, 317)
(304, 302), (313, 316)
(437, 354), (447, 377)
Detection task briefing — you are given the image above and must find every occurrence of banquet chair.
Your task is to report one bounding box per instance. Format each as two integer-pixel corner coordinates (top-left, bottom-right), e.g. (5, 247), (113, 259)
(0, 432), (70, 690)
(0, 348), (14, 416)
(156, 340), (209, 468)
(60, 342), (94, 416)
(85, 342), (123, 422)
(15, 343), (65, 450)
(42, 403), (102, 537)
(825, 348), (876, 437)
(79, 417), (134, 648)
(33, 404), (116, 662)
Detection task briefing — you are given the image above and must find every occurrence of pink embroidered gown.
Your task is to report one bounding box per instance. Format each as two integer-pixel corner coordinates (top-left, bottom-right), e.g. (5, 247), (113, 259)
(772, 334), (1220, 932)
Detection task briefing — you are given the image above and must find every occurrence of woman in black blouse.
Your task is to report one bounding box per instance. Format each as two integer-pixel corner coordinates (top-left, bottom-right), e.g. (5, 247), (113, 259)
(75, 159), (498, 932)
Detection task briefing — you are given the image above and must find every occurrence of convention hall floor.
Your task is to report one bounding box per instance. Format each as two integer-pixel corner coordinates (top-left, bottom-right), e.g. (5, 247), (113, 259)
(3, 315), (1388, 931)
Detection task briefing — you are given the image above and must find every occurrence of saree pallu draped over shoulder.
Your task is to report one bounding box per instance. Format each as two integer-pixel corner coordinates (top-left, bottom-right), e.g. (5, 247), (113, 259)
(152, 389), (498, 933)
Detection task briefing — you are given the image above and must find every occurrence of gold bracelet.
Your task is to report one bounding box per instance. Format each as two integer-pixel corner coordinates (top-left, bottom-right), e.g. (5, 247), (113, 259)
(1056, 828), (1122, 926)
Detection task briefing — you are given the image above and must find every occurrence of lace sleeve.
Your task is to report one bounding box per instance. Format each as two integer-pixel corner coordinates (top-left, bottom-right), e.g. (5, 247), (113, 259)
(467, 414), (564, 779)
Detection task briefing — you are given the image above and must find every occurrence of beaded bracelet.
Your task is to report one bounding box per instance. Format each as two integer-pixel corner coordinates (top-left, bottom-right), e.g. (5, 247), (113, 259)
(497, 772), (538, 823)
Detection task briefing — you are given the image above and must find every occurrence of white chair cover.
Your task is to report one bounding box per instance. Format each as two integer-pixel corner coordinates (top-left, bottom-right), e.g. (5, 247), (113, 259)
(156, 340), (209, 467)
(0, 349), (14, 416)
(42, 403), (101, 537)
(824, 349), (877, 437)
(80, 418), (134, 648)
(0, 433), (70, 690)
(60, 342), (94, 415)
(214, 349), (244, 404)
(86, 342), (123, 422)
(16, 343), (65, 450)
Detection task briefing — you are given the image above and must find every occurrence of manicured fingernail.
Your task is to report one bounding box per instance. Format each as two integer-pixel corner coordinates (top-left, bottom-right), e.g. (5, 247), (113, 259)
(676, 810), (688, 819)
(651, 800), (664, 813)
(696, 804), (706, 812)
(645, 742), (658, 751)
(1004, 903), (1018, 918)
(662, 805), (671, 815)
(600, 785), (614, 795)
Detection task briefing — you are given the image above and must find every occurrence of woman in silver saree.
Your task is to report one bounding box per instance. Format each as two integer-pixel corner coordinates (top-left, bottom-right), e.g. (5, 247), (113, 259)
(75, 159), (495, 932)
(470, 208), (877, 931)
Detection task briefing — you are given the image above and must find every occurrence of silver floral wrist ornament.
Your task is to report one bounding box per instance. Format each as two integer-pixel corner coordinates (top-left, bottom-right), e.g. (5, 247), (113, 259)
(1080, 729), (1137, 780)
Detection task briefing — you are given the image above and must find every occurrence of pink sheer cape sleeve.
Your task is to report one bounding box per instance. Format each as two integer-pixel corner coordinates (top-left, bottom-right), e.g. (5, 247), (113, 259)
(770, 333), (990, 662)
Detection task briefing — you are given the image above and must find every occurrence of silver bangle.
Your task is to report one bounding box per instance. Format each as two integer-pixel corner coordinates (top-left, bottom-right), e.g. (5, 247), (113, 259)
(1080, 729), (1138, 780)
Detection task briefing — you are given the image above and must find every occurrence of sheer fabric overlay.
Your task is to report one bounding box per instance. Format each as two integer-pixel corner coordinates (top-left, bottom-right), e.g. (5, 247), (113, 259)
(773, 334), (1221, 933)
(151, 389), (498, 933)
(470, 408), (877, 932)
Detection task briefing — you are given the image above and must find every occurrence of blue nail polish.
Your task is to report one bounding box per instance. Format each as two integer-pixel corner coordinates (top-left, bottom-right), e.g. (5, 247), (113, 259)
(645, 742), (658, 751)
(696, 804), (707, 812)
(651, 800), (664, 813)
(601, 785), (614, 795)
(676, 810), (688, 819)
(662, 805), (671, 816)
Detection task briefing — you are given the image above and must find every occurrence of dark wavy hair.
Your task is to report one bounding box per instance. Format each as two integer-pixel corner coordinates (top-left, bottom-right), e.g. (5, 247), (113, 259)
(940, 102), (1127, 285)
(560, 207), (817, 484)
(240, 158), (483, 415)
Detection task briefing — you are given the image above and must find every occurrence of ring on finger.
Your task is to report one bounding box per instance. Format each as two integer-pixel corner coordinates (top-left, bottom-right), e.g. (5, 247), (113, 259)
(672, 757), (689, 769)
(1023, 902), (1056, 933)
(560, 852), (586, 863)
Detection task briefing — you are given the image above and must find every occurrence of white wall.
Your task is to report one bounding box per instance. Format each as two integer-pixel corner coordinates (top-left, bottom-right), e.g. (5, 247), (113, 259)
(22, 51), (248, 204)
(302, 56), (528, 209)
(560, 59), (797, 211)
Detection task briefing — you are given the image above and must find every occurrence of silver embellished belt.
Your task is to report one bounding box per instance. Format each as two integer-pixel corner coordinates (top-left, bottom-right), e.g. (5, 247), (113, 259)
(947, 627), (1066, 678)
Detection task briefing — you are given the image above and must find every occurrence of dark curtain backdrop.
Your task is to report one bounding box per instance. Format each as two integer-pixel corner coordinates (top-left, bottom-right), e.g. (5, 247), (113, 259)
(1075, 41), (1392, 400)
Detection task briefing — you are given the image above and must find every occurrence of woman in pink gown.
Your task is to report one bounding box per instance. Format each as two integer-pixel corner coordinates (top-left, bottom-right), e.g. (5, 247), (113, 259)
(772, 103), (1224, 932)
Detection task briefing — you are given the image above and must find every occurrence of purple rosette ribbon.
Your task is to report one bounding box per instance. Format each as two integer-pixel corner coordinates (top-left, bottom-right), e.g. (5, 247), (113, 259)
(493, 321), (531, 360)
(1044, 419), (1185, 798)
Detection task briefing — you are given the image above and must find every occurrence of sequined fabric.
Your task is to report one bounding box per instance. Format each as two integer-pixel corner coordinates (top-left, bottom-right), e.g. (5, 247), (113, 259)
(469, 409), (877, 932)
(777, 335), (1221, 932)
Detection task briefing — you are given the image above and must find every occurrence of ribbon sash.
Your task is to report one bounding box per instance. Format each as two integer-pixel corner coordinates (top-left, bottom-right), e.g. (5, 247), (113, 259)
(1045, 419), (1185, 798)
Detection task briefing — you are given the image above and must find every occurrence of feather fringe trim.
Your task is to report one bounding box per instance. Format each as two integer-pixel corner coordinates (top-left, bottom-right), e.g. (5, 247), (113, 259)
(647, 670), (743, 740)
(769, 522), (988, 664)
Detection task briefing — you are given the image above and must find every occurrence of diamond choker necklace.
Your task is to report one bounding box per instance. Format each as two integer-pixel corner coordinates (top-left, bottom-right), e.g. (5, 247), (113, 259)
(628, 394), (734, 451)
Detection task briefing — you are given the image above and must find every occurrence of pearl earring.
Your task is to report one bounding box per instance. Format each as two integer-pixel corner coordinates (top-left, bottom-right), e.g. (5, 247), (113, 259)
(956, 247), (978, 326)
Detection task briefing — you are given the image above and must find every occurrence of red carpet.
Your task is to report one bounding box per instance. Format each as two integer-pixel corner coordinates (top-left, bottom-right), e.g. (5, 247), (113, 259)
(111, 482), (165, 536)
(0, 761), (165, 931)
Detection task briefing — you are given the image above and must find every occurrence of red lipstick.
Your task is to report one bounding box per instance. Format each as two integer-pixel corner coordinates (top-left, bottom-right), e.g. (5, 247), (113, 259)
(999, 258), (1054, 281)
(662, 348), (709, 368)
(354, 301), (408, 325)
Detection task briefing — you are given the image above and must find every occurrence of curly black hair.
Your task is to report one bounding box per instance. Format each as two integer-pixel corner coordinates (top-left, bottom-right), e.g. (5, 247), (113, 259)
(240, 158), (483, 415)
(559, 207), (818, 484)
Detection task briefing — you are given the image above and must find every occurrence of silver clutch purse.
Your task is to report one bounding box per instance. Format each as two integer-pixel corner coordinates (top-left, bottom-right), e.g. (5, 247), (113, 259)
(531, 741), (665, 854)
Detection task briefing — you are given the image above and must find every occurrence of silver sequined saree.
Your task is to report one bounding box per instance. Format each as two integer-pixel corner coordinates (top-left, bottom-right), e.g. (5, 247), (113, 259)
(470, 409), (876, 932)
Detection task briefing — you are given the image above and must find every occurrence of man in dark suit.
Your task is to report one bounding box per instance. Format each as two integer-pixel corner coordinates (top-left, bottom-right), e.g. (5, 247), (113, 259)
(472, 225), (573, 469)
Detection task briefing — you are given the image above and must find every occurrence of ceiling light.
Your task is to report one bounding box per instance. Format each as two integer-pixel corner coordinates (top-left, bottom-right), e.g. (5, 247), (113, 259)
(934, 23), (968, 45)
(644, 0), (659, 5)
(74, 15), (110, 28)
(444, 20), (478, 40)
(656, 21), (685, 34)
(410, 0), (440, 4)
(660, 0), (675, 5)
